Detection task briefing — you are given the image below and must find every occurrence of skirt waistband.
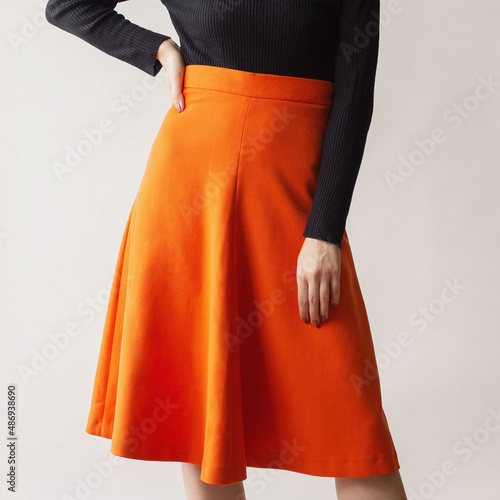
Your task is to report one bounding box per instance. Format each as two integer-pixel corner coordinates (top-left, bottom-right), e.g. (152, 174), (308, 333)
(182, 64), (334, 106)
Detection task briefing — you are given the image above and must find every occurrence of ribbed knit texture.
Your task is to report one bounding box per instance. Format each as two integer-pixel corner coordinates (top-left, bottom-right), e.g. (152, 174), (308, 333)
(45, 0), (380, 249)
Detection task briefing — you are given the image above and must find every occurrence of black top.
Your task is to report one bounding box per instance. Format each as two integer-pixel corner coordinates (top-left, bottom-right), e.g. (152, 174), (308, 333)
(45, 0), (380, 249)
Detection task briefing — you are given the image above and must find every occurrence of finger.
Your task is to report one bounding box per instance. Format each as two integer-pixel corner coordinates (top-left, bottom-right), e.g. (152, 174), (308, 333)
(167, 76), (173, 108)
(169, 68), (185, 112)
(330, 275), (340, 308)
(297, 275), (310, 323)
(319, 276), (330, 322)
(308, 272), (321, 327)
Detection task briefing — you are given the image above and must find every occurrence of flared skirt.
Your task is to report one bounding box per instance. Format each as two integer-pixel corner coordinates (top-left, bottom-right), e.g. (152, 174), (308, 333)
(85, 63), (400, 485)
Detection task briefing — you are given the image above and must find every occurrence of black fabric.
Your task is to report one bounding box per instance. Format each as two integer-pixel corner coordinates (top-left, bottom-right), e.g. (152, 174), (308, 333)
(45, 0), (380, 248)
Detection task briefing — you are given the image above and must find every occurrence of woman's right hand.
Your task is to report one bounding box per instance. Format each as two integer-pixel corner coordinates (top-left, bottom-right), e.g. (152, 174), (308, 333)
(157, 38), (186, 113)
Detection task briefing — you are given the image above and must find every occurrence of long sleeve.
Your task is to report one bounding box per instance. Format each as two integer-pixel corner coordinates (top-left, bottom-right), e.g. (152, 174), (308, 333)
(45, 0), (171, 76)
(302, 0), (380, 249)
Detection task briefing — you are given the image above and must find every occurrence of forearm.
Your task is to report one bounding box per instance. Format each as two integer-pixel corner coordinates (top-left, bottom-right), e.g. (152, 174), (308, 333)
(302, 0), (380, 249)
(45, 0), (171, 76)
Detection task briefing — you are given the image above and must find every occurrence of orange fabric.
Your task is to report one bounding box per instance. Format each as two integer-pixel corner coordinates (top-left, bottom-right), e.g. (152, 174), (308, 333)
(85, 64), (400, 485)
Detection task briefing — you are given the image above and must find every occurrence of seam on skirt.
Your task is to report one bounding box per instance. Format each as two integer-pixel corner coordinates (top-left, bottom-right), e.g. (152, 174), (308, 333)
(182, 85), (333, 107)
(229, 96), (252, 469)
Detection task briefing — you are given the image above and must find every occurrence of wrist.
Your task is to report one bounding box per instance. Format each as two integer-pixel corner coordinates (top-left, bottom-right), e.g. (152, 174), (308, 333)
(157, 38), (173, 59)
(304, 236), (341, 250)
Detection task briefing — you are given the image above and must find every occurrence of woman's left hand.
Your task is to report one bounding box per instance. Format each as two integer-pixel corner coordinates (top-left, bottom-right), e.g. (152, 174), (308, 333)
(296, 237), (341, 327)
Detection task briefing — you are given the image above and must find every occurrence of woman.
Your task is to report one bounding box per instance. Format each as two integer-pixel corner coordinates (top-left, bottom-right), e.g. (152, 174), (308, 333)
(45, 0), (407, 498)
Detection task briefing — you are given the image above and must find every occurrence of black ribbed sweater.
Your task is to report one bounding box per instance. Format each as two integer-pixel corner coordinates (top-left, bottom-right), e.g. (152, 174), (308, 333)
(45, 0), (380, 249)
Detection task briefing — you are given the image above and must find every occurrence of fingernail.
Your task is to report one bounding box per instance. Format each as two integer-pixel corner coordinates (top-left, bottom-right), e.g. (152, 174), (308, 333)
(302, 317), (308, 323)
(312, 320), (318, 327)
(320, 315), (326, 322)
(176, 102), (183, 112)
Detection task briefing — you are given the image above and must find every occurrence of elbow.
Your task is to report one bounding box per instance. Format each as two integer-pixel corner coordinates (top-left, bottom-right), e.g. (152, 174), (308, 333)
(45, 0), (64, 27)
(45, 0), (57, 26)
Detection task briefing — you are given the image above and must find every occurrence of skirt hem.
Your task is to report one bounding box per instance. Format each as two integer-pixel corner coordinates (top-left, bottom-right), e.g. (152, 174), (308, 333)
(85, 428), (400, 485)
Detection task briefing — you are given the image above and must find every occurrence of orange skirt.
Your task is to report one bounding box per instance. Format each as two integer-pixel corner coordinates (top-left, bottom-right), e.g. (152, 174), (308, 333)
(85, 64), (400, 485)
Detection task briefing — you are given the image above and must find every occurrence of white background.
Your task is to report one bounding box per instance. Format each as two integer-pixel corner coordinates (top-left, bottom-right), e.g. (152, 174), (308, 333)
(1, 0), (499, 498)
